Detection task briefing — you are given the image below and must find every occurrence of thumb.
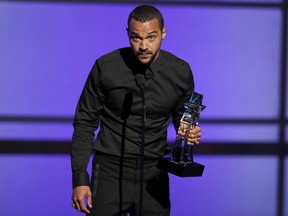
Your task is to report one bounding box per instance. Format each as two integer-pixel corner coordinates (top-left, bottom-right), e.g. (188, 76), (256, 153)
(87, 192), (92, 208)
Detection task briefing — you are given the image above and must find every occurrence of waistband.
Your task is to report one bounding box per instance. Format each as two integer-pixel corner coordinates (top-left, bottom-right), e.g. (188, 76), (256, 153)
(94, 151), (159, 169)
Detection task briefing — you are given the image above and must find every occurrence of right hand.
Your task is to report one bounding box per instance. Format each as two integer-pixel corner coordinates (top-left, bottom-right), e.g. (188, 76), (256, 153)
(72, 186), (92, 213)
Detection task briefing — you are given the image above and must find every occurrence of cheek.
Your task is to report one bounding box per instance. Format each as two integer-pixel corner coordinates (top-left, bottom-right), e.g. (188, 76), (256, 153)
(151, 41), (161, 51)
(130, 42), (138, 51)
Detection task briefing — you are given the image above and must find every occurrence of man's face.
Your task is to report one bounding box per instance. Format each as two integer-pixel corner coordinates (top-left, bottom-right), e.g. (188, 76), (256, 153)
(127, 18), (166, 65)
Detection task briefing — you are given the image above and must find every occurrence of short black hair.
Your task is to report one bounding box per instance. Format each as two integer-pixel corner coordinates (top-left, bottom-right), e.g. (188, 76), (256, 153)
(128, 5), (164, 30)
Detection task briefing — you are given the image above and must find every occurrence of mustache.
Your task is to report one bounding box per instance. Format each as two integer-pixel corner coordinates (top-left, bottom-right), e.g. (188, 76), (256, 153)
(136, 51), (152, 55)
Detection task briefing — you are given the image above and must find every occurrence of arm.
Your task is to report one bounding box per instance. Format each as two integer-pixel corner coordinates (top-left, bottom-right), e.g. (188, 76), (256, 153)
(172, 64), (202, 145)
(172, 63), (194, 131)
(71, 62), (104, 212)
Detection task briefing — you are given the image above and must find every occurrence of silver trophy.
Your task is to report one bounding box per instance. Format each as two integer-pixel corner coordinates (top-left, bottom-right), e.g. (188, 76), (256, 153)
(158, 92), (206, 177)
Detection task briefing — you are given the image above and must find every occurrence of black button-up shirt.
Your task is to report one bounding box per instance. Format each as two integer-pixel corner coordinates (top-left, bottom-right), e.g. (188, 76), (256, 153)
(71, 47), (194, 187)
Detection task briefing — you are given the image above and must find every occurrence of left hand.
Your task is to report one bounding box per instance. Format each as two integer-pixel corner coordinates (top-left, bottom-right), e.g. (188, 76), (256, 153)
(177, 124), (202, 145)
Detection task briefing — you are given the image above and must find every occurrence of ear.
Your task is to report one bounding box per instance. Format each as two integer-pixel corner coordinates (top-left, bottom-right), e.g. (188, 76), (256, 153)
(126, 27), (129, 36)
(162, 28), (166, 39)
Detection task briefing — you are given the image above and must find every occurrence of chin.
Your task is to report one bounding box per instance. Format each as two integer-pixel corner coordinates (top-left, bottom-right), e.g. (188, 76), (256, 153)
(138, 58), (152, 65)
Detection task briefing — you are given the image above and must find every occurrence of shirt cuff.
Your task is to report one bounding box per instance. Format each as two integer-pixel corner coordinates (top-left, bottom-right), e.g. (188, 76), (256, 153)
(72, 171), (90, 188)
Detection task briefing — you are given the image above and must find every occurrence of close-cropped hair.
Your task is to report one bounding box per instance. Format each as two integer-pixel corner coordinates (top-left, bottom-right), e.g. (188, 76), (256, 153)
(128, 5), (164, 30)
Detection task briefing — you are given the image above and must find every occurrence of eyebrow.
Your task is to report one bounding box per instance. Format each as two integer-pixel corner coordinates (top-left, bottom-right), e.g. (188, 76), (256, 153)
(130, 31), (158, 37)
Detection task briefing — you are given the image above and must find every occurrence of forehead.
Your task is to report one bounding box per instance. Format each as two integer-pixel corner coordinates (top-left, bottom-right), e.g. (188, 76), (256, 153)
(128, 18), (161, 34)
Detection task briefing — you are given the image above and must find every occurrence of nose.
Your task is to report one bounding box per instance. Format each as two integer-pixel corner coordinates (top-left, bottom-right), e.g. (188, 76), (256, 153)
(139, 40), (148, 52)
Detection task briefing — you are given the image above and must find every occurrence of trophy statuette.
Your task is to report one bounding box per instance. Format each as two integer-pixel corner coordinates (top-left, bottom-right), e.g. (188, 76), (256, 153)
(158, 92), (206, 177)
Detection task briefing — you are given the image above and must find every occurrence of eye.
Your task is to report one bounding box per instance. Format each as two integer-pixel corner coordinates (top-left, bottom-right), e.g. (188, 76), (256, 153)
(148, 35), (156, 41)
(130, 36), (140, 42)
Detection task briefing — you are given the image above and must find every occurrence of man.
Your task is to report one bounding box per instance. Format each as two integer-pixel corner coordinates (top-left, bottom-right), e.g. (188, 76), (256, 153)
(71, 5), (202, 216)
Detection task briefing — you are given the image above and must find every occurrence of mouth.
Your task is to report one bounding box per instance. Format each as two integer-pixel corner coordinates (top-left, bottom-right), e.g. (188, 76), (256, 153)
(137, 53), (152, 61)
(137, 52), (152, 58)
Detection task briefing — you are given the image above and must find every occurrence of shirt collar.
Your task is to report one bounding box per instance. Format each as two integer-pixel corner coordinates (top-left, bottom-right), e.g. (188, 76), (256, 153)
(125, 48), (162, 78)
(147, 50), (163, 78)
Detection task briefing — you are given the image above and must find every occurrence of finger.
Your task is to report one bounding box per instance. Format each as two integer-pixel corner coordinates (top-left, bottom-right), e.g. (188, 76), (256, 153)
(178, 123), (189, 133)
(72, 195), (84, 212)
(195, 138), (200, 145)
(190, 125), (201, 134)
(187, 137), (200, 145)
(186, 136), (194, 145)
(79, 199), (90, 213)
(74, 200), (81, 212)
(177, 125), (183, 134)
(189, 130), (201, 139)
(72, 203), (76, 209)
(87, 192), (93, 209)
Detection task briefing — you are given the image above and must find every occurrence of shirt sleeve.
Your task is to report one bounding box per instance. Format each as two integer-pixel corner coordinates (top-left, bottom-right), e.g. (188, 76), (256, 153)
(70, 61), (104, 188)
(172, 63), (194, 131)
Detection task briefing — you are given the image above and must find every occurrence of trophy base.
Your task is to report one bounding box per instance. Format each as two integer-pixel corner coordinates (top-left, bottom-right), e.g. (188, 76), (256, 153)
(158, 156), (205, 177)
